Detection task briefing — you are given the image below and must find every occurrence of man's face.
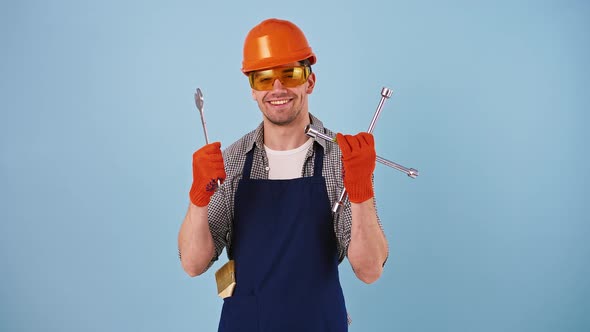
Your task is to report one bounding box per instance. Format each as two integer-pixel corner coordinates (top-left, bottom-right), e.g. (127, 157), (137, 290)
(251, 62), (316, 126)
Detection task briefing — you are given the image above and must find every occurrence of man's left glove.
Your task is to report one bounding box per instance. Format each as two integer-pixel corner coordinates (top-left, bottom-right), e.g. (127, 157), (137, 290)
(336, 132), (377, 203)
(189, 142), (226, 207)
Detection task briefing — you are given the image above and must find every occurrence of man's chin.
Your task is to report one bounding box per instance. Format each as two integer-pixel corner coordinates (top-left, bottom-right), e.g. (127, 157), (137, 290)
(263, 111), (300, 126)
(265, 117), (294, 126)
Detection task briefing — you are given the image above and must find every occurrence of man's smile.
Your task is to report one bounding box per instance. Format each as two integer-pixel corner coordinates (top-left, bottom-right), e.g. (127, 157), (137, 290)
(268, 99), (291, 106)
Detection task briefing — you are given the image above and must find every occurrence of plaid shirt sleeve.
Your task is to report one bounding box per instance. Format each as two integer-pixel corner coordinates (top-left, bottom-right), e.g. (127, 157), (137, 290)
(201, 113), (385, 271)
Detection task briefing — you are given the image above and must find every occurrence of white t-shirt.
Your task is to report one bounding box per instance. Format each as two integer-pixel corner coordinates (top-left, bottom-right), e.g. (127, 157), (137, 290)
(264, 138), (314, 180)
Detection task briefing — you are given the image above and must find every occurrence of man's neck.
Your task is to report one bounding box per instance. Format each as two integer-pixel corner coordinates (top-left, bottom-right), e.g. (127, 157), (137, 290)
(263, 113), (311, 151)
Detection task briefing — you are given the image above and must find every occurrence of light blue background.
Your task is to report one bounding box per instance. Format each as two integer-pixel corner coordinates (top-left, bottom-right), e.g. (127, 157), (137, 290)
(1, 0), (588, 331)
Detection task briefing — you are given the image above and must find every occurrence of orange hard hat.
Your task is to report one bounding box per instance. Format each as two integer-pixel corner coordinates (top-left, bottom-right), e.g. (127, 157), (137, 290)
(241, 18), (316, 74)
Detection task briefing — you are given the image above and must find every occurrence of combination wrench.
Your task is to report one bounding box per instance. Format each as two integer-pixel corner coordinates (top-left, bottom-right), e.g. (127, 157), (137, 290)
(194, 88), (221, 188)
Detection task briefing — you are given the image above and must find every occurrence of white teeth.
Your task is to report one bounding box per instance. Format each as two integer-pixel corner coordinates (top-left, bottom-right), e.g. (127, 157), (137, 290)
(269, 99), (289, 105)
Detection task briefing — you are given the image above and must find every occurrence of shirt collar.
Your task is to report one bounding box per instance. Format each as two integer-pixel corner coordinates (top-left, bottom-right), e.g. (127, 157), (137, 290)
(244, 113), (327, 154)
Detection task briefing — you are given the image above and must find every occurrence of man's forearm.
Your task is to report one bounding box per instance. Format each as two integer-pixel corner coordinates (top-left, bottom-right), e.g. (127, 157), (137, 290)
(178, 203), (215, 277)
(347, 198), (388, 284)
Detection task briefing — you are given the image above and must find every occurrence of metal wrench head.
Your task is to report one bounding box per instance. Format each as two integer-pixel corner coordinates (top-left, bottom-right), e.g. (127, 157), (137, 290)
(194, 87), (210, 144)
(195, 88), (204, 112)
(304, 124), (317, 139)
(381, 87), (393, 99)
(305, 125), (337, 142)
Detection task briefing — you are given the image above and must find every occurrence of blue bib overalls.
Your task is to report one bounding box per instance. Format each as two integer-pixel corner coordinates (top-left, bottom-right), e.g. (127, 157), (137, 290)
(218, 145), (348, 332)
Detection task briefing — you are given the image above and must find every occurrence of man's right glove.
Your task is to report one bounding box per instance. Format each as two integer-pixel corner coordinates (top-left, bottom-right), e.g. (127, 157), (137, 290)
(336, 132), (377, 203)
(189, 142), (226, 207)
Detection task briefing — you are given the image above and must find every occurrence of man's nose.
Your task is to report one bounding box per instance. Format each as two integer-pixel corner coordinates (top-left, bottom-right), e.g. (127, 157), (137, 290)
(272, 78), (285, 90)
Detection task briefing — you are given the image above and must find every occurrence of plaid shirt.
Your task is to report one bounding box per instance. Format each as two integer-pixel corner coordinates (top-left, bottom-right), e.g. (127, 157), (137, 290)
(205, 113), (381, 270)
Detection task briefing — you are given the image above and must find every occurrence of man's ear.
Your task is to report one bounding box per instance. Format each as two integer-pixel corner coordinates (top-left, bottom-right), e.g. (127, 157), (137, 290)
(306, 72), (316, 94)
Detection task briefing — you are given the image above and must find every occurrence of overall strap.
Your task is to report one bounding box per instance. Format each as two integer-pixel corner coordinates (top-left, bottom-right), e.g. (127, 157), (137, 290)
(313, 143), (324, 178)
(242, 148), (255, 180)
(229, 148), (256, 260)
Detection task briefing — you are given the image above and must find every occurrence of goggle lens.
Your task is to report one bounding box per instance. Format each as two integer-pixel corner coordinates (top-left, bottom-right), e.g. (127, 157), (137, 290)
(248, 66), (311, 91)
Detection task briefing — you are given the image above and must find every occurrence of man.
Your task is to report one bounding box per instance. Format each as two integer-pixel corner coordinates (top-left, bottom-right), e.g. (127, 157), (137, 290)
(178, 18), (388, 331)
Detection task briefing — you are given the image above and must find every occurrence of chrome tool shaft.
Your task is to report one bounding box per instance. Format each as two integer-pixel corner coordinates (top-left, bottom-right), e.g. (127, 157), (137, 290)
(305, 125), (418, 178)
(333, 87), (393, 213)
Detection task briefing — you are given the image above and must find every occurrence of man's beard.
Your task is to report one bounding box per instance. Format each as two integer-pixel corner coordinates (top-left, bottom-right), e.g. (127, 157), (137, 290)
(260, 102), (303, 126)
(263, 109), (301, 126)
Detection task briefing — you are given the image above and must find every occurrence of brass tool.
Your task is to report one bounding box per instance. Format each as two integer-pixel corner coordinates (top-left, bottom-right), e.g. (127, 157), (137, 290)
(215, 260), (236, 298)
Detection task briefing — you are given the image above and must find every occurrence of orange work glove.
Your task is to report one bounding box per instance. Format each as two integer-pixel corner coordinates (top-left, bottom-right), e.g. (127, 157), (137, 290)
(189, 142), (226, 207)
(336, 132), (377, 203)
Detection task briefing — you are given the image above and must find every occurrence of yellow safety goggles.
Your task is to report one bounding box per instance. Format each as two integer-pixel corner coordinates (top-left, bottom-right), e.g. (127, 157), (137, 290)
(248, 66), (311, 91)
